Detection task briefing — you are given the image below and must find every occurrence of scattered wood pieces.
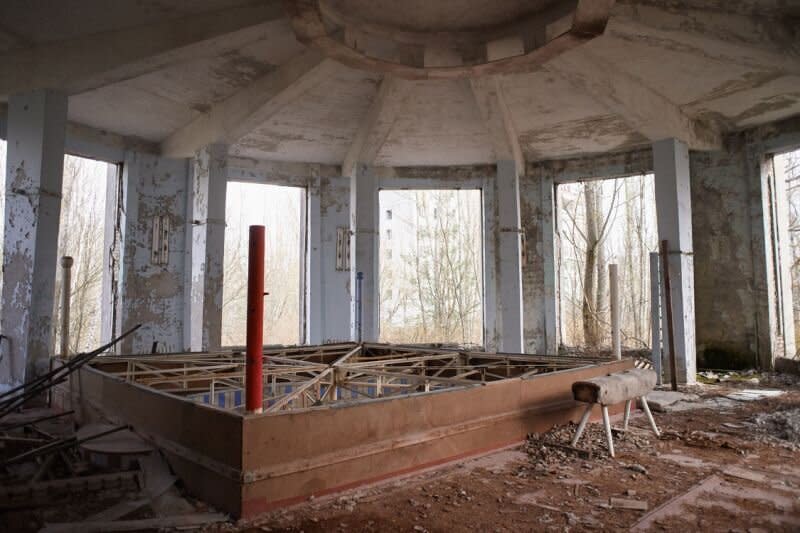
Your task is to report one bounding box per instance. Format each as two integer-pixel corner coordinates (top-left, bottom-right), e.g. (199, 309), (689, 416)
(722, 466), (767, 483)
(608, 497), (649, 511)
(40, 512), (227, 533)
(0, 471), (141, 509)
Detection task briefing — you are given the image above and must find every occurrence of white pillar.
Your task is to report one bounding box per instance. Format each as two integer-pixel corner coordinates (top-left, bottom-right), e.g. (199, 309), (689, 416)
(0, 90), (67, 386)
(188, 144), (228, 351)
(540, 174), (558, 355)
(649, 252), (663, 385)
(495, 160), (524, 353)
(653, 138), (696, 384)
(350, 165), (379, 342)
(307, 175), (351, 344)
(100, 164), (120, 345)
(609, 263), (620, 360)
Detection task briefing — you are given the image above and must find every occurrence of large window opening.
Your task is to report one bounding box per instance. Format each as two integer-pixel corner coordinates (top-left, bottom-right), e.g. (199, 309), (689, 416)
(0, 141), (115, 354)
(776, 148), (800, 354)
(557, 174), (658, 351)
(54, 154), (115, 354)
(378, 189), (483, 345)
(222, 182), (304, 346)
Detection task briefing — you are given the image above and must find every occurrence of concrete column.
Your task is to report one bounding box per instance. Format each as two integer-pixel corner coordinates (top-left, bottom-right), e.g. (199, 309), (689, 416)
(520, 173), (558, 354)
(100, 164), (120, 345)
(350, 165), (379, 342)
(495, 160), (524, 353)
(0, 90), (67, 386)
(188, 144), (228, 351)
(307, 175), (351, 344)
(117, 152), (189, 355)
(653, 138), (696, 384)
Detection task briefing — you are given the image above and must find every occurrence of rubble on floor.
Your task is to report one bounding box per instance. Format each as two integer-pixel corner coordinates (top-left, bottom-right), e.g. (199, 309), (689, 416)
(0, 408), (226, 532)
(235, 381), (800, 532)
(753, 407), (800, 446)
(521, 419), (653, 466)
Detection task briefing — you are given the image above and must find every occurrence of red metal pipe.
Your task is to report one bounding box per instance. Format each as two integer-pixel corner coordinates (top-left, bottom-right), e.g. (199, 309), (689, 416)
(246, 225), (265, 413)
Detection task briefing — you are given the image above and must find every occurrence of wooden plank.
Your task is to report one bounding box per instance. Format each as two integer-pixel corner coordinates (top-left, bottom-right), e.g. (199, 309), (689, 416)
(41, 512), (227, 533)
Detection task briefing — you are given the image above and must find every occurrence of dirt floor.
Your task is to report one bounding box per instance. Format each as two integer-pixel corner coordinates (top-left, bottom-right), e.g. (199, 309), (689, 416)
(2, 374), (800, 532)
(224, 375), (800, 533)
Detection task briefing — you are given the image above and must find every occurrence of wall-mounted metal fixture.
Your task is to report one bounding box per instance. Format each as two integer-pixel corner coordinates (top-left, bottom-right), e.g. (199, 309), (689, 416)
(151, 215), (171, 265)
(336, 227), (351, 271)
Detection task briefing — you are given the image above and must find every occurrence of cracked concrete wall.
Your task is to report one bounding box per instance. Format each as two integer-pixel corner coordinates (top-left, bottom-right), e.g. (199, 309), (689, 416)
(0, 90), (67, 386)
(519, 172), (556, 355)
(520, 118), (800, 370)
(116, 151), (189, 354)
(692, 116), (800, 369)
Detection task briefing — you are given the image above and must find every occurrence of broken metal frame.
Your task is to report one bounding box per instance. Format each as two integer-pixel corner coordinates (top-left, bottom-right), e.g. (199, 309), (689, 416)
(88, 343), (614, 414)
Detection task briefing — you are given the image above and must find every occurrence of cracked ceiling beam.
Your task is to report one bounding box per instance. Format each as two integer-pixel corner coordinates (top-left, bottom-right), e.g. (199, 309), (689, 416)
(470, 77), (525, 169)
(0, 2), (286, 97)
(609, 4), (800, 76)
(342, 76), (408, 176)
(547, 47), (722, 151)
(162, 50), (337, 158)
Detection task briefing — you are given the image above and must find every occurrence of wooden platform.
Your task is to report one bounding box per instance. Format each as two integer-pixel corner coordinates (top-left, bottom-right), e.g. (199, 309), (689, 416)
(61, 343), (632, 518)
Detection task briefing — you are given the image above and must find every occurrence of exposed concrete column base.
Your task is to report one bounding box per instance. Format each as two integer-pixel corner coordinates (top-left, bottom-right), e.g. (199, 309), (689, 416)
(653, 138), (696, 384)
(0, 90), (67, 386)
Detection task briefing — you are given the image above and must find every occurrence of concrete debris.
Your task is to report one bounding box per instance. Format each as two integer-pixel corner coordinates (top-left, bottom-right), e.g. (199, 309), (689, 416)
(726, 389), (784, 402)
(753, 407), (800, 444)
(645, 391), (700, 412)
(522, 421), (653, 466)
(624, 463), (648, 475)
(608, 497), (649, 511)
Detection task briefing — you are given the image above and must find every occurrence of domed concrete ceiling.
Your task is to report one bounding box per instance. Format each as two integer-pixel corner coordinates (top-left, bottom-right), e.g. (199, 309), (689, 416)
(0, 0), (798, 166)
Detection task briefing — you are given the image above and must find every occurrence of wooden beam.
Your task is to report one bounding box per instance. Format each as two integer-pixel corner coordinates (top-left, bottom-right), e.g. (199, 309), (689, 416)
(342, 76), (408, 176)
(470, 77), (525, 168)
(162, 50), (337, 158)
(609, 4), (800, 77)
(0, 2), (286, 97)
(547, 47), (722, 150)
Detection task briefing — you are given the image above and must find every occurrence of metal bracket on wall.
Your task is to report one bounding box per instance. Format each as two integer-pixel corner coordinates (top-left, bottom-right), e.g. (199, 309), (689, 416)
(151, 215), (171, 265)
(336, 227), (351, 271)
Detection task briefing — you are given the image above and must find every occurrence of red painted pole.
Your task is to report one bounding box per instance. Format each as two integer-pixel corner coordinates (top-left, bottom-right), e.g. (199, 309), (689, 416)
(246, 225), (265, 413)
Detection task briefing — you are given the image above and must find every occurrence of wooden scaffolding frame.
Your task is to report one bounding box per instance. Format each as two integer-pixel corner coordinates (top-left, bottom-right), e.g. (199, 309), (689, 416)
(90, 343), (613, 413)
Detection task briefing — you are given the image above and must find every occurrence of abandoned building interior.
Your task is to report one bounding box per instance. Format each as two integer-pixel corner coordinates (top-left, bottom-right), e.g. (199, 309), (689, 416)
(1, 0), (800, 531)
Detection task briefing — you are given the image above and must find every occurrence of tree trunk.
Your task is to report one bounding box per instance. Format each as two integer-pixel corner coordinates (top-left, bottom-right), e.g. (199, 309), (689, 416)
(582, 182), (601, 347)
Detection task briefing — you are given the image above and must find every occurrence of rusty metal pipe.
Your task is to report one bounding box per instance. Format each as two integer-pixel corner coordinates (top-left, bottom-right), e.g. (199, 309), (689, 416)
(246, 226), (265, 414)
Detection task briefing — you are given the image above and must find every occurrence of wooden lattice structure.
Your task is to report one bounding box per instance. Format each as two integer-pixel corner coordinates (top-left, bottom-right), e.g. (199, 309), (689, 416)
(89, 343), (614, 412)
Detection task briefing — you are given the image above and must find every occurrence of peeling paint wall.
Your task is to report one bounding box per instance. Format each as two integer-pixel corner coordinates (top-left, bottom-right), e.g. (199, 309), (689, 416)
(692, 116), (800, 369)
(520, 117), (800, 369)
(116, 151), (189, 354)
(519, 173), (556, 354)
(315, 174), (351, 343)
(0, 91), (67, 385)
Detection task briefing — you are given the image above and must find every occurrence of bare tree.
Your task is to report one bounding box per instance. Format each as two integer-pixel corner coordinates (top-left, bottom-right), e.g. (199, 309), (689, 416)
(52, 155), (108, 354)
(380, 190), (483, 345)
(558, 175), (656, 350)
(221, 183), (303, 346)
(780, 149), (800, 352)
